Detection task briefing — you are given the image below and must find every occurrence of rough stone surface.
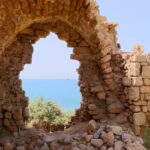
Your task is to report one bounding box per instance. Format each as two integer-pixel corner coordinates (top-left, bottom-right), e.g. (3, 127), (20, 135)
(142, 66), (150, 78)
(91, 139), (103, 148)
(133, 113), (146, 126)
(107, 101), (124, 114)
(128, 87), (140, 101)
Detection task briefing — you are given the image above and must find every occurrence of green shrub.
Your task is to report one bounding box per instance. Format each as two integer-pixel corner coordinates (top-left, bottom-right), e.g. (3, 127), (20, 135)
(28, 97), (73, 131)
(143, 127), (150, 149)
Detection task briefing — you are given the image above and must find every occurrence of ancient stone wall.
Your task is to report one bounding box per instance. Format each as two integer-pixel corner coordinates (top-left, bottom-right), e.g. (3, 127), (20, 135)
(0, 0), (149, 135)
(122, 45), (150, 135)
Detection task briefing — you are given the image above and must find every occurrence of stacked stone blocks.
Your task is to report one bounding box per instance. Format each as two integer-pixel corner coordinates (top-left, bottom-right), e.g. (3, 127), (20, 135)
(123, 46), (150, 134)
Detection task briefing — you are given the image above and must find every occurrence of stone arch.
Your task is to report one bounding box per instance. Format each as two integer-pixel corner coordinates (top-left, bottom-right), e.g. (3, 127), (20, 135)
(0, 0), (126, 132)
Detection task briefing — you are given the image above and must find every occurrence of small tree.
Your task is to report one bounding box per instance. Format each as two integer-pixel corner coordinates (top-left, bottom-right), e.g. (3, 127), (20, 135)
(29, 97), (73, 131)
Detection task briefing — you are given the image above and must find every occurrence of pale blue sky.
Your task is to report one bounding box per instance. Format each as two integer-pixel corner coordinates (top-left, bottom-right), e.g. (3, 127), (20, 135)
(20, 0), (150, 79)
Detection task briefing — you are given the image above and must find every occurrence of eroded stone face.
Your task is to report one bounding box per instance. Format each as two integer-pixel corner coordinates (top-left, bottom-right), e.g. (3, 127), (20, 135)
(128, 63), (140, 77)
(133, 113), (146, 126)
(128, 87), (140, 101)
(142, 66), (150, 78)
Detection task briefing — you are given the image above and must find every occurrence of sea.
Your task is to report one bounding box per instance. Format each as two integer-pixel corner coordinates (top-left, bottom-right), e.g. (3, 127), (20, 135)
(22, 79), (81, 111)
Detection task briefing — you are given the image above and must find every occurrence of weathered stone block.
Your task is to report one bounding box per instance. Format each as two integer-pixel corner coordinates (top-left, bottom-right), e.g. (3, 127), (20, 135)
(130, 55), (146, 62)
(145, 93), (150, 100)
(73, 47), (90, 54)
(133, 112), (146, 126)
(128, 87), (139, 101)
(128, 63), (140, 77)
(103, 67), (112, 74)
(142, 66), (150, 78)
(13, 108), (23, 120)
(140, 86), (150, 93)
(88, 104), (97, 111)
(107, 101), (124, 114)
(131, 106), (141, 112)
(131, 125), (141, 136)
(142, 106), (148, 112)
(100, 55), (111, 63)
(91, 139), (103, 148)
(132, 77), (143, 86)
(97, 92), (106, 100)
(144, 79), (150, 86)
(91, 85), (104, 93)
(122, 77), (131, 86)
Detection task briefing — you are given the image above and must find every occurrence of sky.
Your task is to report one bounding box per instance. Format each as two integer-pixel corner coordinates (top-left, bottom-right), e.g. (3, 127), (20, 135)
(20, 0), (150, 79)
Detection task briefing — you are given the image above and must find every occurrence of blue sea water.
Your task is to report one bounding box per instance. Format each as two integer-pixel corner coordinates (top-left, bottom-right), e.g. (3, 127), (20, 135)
(22, 79), (81, 111)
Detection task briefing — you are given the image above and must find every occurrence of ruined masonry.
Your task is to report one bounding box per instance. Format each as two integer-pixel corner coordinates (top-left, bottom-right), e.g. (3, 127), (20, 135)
(0, 0), (150, 136)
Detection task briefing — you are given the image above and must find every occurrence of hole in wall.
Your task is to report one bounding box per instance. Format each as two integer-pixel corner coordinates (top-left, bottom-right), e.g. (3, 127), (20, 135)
(19, 33), (81, 131)
(19, 33), (81, 111)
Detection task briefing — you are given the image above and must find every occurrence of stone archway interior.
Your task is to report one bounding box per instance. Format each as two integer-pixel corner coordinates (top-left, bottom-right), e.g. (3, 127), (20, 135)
(0, 0), (127, 133)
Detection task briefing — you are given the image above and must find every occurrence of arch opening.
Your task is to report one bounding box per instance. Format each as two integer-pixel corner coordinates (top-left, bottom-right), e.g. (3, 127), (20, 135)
(0, 18), (125, 133)
(19, 32), (81, 111)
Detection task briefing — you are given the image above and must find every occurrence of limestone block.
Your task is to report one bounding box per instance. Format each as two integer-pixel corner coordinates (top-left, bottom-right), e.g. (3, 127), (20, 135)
(130, 55), (146, 62)
(114, 141), (124, 150)
(132, 77), (143, 86)
(145, 93), (150, 100)
(140, 86), (150, 93)
(106, 96), (116, 105)
(133, 112), (146, 126)
(13, 108), (23, 120)
(91, 139), (103, 148)
(131, 125), (141, 136)
(130, 106), (141, 113)
(128, 63), (140, 77)
(91, 85), (104, 93)
(73, 47), (90, 54)
(78, 41), (88, 47)
(101, 62), (110, 70)
(97, 92), (106, 100)
(88, 104), (97, 111)
(144, 79), (150, 86)
(101, 131), (115, 146)
(122, 77), (131, 86)
(140, 94), (145, 101)
(100, 46), (111, 57)
(100, 54), (111, 63)
(87, 120), (97, 133)
(142, 66), (150, 78)
(103, 67), (112, 74)
(107, 101), (124, 114)
(142, 106), (148, 112)
(128, 87), (139, 101)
